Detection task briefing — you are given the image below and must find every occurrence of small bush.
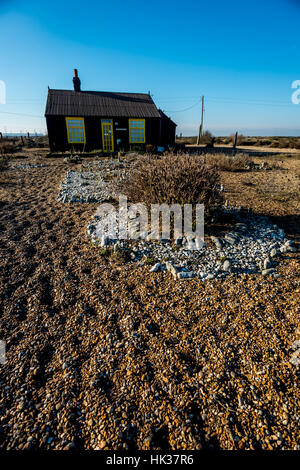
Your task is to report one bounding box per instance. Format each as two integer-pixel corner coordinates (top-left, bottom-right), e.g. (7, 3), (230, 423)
(293, 141), (300, 150)
(176, 136), (197, 145)
(144, 256), (156, 265)
(229, 133), (247, 146)
(0, 141), (16, 155)
(200, 130), (214, 145)
(130, 144), (145, 153)
(0, 155), (9, 172)
(206, 153), (251, 171)
(119, 153), (223, 217)
(145, 144), (156, 153)
(99, 248), (109, 257)
(111, 250), (129, 263)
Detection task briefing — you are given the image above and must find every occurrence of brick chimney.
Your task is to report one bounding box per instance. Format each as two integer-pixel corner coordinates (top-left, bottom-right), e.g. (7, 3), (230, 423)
(73, 69), (81, 92)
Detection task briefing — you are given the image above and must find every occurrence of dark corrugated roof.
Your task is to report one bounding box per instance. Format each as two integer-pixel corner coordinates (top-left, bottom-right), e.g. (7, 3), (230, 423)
(158, 109), (177, 126)
(45, 89), (162, 118)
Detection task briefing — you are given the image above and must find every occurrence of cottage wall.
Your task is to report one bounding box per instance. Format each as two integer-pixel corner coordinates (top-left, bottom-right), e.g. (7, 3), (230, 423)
(47, 116), (167, 152)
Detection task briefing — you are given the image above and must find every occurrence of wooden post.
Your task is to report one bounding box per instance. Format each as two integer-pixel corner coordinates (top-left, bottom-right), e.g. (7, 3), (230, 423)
(159, 117), (162, 146)
(233, 131), (238, 149)
(197, 96), (204, 145)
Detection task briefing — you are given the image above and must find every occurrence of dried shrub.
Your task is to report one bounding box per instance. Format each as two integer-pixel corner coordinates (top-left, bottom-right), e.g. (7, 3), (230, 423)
(0, 155), (9, 172)
(145, 144), (156, 153)
(206, 153), (251, 171)
(119, 153), (223, 216)
(229, 133), (246, 145)
(269, 138), (300, 149)
(0, 141), (16, 154)
(293, 141), (300, 150)
(199, 130), (214, 144)
(176, 136), (197, 145)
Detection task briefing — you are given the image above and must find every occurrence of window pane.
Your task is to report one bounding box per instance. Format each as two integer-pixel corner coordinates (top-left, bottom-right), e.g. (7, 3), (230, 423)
(129, 119), (144, 143)
(66, 118), (85, 143)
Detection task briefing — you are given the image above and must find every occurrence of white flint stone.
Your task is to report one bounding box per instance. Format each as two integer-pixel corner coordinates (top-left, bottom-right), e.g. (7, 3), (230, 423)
(262, 268), (275, 275)
(150, 263), (161, 273)
(290, 350), (300, 366)
(177, 271), (194, 279)
(270, 248), (278, 258)
(292, 340), (300, 350)
(223, 260), (232, 272)
(263, 257), (272, 270)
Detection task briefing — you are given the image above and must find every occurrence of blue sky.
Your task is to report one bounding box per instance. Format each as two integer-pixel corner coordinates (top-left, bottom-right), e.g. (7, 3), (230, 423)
(0, 0), (300, 136)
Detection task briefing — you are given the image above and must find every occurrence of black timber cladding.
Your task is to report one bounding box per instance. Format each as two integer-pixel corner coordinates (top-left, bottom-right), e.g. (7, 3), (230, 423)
(45, 90), (161, 118)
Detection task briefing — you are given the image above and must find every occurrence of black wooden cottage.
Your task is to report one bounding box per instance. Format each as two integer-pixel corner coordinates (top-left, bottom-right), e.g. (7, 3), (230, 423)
(45, 70), (176, 153)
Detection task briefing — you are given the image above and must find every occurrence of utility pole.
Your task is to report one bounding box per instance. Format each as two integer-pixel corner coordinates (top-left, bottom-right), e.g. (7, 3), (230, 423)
(197, 96), (204, 145)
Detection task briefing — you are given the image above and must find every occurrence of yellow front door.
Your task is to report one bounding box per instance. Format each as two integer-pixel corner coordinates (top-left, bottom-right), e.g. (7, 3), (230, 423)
(101, 119), (114, 152)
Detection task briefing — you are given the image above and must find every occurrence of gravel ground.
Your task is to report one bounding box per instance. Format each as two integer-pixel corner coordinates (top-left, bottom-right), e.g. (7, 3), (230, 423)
(0, 154), (299, 450)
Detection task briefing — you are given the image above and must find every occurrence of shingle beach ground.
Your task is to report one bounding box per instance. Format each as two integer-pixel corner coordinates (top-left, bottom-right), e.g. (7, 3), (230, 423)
(0, 152), (299, 450)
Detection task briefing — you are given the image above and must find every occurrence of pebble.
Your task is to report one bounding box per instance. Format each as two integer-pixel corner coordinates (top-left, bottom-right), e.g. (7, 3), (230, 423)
(223, 260), (232, 272)
(262, 268), (275, 276)
(290, 350), (300, 366)
(149, 263), (161, 273)
(280, 245), (296, 254)
(270, 248), (278, 258)
(263, 257), (272, 270)
(292, 340), (300, 349)
(211, 236), (222, 249)
(177, 271), (195, 280)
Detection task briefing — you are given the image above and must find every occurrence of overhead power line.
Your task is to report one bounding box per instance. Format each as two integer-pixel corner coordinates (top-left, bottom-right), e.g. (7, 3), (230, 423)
(0, 111), (43, 118)
(162, 98), (202, 113)
(159, 95), (292, 104)
(160, 95), (296, 112)
(207, 98), (295, 108)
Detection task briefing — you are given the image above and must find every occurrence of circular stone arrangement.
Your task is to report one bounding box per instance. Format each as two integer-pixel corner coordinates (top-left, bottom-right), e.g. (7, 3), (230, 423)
(87, 206), (296, 280)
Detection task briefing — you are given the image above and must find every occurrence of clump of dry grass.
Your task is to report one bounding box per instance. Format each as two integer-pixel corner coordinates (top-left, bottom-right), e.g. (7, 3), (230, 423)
(0, 155), (10, 172)
(205, 153), (251, 171)
(119, 153), (223, 216)
(0, 141), (17, 155)
(229, 133), (246, 145)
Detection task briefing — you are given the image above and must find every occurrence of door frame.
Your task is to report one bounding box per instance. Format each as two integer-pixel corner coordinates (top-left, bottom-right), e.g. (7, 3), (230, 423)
(101, 119), (114, 152)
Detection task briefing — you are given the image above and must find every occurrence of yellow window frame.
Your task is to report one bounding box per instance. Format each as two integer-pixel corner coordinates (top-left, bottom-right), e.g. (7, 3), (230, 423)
(129, 119), (145, 144)
(65, 117), (86, 144)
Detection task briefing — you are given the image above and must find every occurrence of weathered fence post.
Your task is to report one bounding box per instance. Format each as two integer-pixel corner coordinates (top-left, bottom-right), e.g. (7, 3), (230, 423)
(233, 131), (238, 149)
